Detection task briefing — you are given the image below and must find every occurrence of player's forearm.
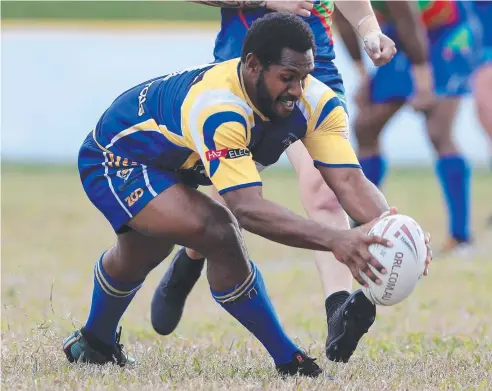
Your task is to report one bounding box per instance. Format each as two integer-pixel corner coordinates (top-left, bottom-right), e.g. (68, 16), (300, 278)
(189, 1), (266, 9)
(335, 0), (380, 38)
(231, 198), (338, 251)
(334, 8), (363, 65)
(389, 2), (429, 65)
(331, 171), (389, 224)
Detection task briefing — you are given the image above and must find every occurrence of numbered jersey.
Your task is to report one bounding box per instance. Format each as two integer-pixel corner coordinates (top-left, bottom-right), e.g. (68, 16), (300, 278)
(91, 58), (359, 195)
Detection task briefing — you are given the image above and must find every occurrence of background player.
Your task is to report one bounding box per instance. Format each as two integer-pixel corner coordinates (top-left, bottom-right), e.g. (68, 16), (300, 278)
(152, 0), (398, 364)
(335, 0), (476, 255)
(471, 0), (492, 226)
(64, 14), (424, 376)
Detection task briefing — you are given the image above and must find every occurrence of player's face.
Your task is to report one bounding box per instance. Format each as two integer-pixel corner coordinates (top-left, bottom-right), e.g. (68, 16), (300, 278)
(257, 48), (314, 120)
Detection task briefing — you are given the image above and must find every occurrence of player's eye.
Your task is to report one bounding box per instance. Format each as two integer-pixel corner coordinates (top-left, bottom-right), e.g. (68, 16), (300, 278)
(281, 75), (294, 83)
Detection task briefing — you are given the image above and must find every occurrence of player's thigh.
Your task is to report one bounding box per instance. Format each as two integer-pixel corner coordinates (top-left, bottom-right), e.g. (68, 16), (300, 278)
(285, 141), (342, 214)
(473, 64), (492, 108)
(127, 183), (246, 261)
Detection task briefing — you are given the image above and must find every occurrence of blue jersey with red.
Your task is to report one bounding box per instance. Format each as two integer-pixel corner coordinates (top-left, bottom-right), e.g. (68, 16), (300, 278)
(214, 1), (335, 63)
(213, 1), (346, 98)
(370, 0), (477, 102)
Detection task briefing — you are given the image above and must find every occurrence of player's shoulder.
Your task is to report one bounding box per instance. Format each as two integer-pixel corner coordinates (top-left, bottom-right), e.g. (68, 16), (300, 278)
(184, 59), (254, 120)
(300, 75), (342, 118)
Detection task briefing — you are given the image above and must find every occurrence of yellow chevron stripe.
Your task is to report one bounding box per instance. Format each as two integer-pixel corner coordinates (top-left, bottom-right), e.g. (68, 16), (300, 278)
(95, 261), (142, 297)
(214, 266), (257, 303)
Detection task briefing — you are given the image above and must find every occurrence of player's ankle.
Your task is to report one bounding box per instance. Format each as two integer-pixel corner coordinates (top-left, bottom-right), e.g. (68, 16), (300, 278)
(325, 290), (350, 319)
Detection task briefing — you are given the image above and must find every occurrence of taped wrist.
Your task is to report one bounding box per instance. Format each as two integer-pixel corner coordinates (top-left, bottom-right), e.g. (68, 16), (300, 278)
(357, 14), (381, 38)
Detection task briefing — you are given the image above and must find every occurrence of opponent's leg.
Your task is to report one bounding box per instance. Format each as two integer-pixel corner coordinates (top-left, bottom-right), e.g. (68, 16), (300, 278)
(355, 102), (404, 188)
(284, 141), (374, 363)
(425, 98), (472, 251)
(472, 65), (492, 226)
(134, 185), (320, 376)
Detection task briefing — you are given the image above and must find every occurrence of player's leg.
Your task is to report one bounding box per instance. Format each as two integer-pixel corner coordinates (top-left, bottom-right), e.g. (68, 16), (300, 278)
(473, 64), (492, 226)
(425, 98), (472, 251)
(128, 184), (321, 376)
(473, 64), (492, 151)
(355, 102), (403, 189)
(64, 229), (175, 365)
(284, 140), (378, 363)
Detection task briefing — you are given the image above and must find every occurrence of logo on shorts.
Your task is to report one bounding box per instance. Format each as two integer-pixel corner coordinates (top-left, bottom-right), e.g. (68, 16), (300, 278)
(138, 82), (154, 117)
(116, 168), (134, 182)
(125, 188), (144, 207)
(205, 148), (250, 161)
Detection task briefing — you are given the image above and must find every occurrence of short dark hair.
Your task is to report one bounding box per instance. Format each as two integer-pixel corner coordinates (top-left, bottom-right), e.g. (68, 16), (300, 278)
(241, 12), (316, 66)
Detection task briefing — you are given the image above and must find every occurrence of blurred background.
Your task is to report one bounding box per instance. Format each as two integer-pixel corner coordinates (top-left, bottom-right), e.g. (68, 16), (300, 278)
(2, 3), (492, 389)
(2, 0), (490, 166)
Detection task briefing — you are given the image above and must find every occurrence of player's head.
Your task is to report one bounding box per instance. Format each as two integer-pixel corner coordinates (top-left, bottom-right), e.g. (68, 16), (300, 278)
(241, 12), (315, 120)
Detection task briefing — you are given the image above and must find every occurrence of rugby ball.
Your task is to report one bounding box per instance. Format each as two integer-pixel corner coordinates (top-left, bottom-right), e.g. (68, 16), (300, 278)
(361, 214), (427, 306)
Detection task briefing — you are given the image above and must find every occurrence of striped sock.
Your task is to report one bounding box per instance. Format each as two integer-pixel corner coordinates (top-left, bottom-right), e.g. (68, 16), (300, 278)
(84, 254), (143, 345)
(211, 261), (299, 365)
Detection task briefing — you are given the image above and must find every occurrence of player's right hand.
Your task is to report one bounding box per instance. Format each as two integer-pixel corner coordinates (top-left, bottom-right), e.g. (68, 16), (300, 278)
(265, 0), (314, 17)
(331, 222), (392, 287)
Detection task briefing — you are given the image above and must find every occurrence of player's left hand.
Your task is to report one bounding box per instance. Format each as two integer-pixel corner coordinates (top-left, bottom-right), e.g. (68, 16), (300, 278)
(363, 31), (397, 66)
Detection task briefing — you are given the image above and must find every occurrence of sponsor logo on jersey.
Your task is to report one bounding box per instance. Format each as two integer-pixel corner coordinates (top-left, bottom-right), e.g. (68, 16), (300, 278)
(205, 148), (250, 161)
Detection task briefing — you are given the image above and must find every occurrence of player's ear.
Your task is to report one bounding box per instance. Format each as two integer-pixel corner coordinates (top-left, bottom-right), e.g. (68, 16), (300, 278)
(244, 53), (262, 76)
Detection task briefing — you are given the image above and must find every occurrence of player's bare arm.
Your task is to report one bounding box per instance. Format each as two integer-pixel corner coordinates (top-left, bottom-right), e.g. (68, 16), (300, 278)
(190, 0), (314, 17)
(222, 185), (389, 286)
(334, 0), (396, 66)
(386, 1), (436, 112)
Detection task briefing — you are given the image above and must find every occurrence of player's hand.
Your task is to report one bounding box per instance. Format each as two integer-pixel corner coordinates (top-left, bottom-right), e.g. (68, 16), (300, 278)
(331, 221), (392, 287)
(363, 31), (397, 66)
(265, 0), (314, 17)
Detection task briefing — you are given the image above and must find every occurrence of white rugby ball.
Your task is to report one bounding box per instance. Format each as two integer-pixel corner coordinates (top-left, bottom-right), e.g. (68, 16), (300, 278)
(361, 214), (427, 306)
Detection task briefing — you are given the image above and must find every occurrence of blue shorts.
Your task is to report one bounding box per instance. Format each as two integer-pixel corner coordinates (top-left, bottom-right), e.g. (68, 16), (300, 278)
(78, 132), (197, 233)
(370, 22), (475, 103)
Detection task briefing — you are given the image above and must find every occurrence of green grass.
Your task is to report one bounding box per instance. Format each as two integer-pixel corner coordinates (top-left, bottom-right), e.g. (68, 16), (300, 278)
(2, 165), (492, 390)
(1, 1), (219, 21)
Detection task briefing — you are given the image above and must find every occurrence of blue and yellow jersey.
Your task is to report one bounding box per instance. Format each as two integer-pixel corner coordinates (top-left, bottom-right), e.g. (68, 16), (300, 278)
(214, 1), (335, 63)
(92, 59), (358, 196)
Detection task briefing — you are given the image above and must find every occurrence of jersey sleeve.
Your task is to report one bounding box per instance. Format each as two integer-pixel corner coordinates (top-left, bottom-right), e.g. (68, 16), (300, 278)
(190, 104), (262, 195)
(302, 94), (360, 168)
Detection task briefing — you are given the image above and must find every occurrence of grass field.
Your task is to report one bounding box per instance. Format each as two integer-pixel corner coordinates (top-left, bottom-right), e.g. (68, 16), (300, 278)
(2, 165), (492, 390)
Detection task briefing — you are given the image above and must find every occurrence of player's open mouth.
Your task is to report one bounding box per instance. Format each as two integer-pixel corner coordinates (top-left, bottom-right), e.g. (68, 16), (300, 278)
(278, 97), (295, 112)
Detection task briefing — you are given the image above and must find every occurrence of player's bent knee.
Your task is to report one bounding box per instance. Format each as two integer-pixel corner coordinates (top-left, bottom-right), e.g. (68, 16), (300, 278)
(300, 176), (343, 218)
(196, 203), (243, 257)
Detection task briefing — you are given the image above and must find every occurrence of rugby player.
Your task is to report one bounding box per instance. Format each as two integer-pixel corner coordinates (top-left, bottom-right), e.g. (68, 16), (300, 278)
(64, 13), (430, 375)
(151, 0), (400, 364)
(336, 0), (475, 254)
(471, 1), (492, 226)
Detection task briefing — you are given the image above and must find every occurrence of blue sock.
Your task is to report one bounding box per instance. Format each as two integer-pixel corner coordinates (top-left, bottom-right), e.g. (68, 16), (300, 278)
(84, 254), (143, 345)
(435, 155), (471, 242)
(211, 262), (298, 365)
(359, 155), (387, 187)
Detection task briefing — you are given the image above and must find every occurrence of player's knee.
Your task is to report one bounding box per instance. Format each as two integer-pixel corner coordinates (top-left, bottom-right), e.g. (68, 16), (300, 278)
(300, 175), (343, 218)
(198, 203), (241, 253)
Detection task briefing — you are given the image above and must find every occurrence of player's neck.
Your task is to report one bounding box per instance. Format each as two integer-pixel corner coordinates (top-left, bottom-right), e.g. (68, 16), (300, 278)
(239, 65), (269, 121)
